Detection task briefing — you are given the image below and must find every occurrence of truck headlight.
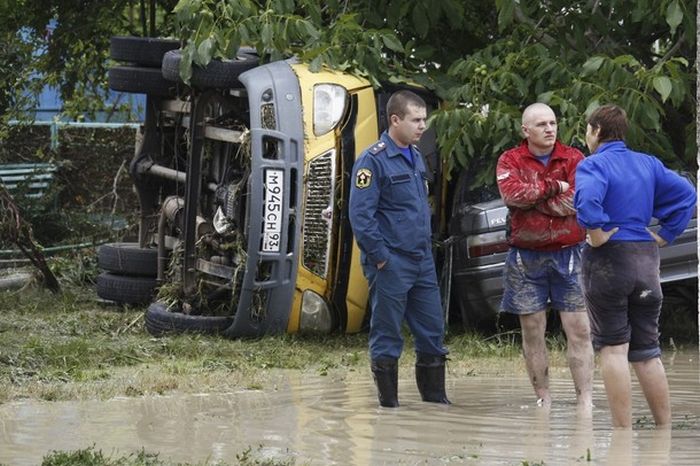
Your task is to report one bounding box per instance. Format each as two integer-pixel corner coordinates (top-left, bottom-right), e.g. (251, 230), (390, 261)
(313, 84), (347, 136)
(299, 290), (333, 333)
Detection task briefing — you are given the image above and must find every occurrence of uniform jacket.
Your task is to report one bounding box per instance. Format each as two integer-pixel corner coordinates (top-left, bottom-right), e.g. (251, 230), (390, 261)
(575, 141), (696, 244)
(349, 131), (432, 265)
(496, 140), (585, 251)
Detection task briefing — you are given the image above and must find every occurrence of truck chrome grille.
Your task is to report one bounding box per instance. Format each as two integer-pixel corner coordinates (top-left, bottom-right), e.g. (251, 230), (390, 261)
(302, 150), (335, 277)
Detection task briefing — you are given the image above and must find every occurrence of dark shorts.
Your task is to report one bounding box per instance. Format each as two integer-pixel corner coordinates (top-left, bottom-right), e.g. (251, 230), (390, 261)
(581, 241), (662, 362)
(500, 245), (586, 315)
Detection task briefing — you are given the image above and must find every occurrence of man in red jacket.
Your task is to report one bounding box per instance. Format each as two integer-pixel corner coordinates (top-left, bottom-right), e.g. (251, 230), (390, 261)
(496, 103), (593, 411)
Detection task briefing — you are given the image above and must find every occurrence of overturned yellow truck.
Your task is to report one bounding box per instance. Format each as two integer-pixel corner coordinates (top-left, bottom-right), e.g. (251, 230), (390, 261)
(103, 37), (449, 337)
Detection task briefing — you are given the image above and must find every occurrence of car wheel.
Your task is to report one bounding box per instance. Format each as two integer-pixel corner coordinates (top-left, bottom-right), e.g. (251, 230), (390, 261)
(161, 49), (259, 89)
(96, 272), (157, 305)
(144, 301), (234, 337)
(110, 36), (180, 67)
(97, 242), (160, 277)
(108, 65), (177, 96)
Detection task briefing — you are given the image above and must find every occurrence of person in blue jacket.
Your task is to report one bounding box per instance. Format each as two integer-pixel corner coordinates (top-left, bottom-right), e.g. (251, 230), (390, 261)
(574, 104), (696, 428)
(349, 90), (449, 408)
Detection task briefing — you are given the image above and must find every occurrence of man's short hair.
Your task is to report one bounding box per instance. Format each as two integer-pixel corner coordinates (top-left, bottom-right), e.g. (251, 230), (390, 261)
(521, 102), (555, 126)
(587, 104), (628, 142)
(386, 90), (426, 124)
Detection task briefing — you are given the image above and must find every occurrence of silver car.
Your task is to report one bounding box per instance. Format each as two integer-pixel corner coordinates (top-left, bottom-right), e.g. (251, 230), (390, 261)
(448, 171), (698, 330)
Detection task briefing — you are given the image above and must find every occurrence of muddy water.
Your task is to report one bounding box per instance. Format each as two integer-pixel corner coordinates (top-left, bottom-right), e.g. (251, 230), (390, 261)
(1, 350), (699, 466)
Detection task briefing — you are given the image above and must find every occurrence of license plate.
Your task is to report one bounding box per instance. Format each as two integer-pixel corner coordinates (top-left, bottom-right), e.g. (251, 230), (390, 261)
(262, 169), (284, 252)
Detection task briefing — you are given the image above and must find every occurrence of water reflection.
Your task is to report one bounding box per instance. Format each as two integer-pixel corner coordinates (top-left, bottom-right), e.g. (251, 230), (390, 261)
(0, 350), (698, 465)
(603, 428), (672, 466)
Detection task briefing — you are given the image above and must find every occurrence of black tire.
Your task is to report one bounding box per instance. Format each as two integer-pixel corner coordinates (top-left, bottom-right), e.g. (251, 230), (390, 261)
(110, 36), (180, 67)
(145, 301), (234, 337)
(96, 272), (157, 305)
(98, 242), (159, 277)
(108, 65), (176, 96)
(161, 49), (259, 89)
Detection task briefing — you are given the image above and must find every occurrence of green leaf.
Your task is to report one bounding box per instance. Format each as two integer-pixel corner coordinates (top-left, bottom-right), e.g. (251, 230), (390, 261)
(653, 76), (673, 103)
(612, 55), (640, 68)
(261, 22), (272, 45)
(302, 20), (320, 40)
(179, 46), (194, 84)
(174, 0), (202, 19)
(412, 44), (436, 60)
(584, 100), (600, 117)
(493, 132), (511, 152)
(640, 103), (661, 130)
(309, 55), (323, 72)
(581, 56), (605, 76)
(222, 30), (241, 59)
(386, 1), (402, 27)
(665, 0), (683, 35)
(381, 34), (404, 53)
(537, 91), (554, 103)
(304, 0), (322, 24)
(196, 37), (214, 65)
(495, 0), (514, 32)
(412, 5), (429, 37)
(426, 1), (441, 26)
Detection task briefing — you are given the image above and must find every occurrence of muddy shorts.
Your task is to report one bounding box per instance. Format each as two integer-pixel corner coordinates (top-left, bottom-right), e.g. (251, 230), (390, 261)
(581, 241), (662, 362)
(500, 245), (585, 315)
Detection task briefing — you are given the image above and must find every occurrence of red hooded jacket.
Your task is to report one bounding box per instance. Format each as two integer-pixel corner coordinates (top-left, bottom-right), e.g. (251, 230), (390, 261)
(496, 140), (585, 251)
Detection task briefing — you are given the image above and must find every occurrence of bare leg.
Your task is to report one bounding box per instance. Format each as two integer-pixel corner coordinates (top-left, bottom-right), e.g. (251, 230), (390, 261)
(632, 357), (671, 427)
(600, 343), (632, 428)
(519, 312), (550, 406)
(560, 311), (594, 411)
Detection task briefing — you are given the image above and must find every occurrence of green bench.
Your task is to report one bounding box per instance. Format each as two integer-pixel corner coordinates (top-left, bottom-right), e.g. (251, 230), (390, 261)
(0, 163), (57, 199)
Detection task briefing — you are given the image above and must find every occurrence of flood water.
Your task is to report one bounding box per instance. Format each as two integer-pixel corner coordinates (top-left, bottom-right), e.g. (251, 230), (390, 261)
(1, 350), (699, 465)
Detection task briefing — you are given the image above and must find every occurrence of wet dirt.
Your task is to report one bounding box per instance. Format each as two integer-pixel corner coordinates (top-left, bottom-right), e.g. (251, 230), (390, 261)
(1, 349), (699, 465)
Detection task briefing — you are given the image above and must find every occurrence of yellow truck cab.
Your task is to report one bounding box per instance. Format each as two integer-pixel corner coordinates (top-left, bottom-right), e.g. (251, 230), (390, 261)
(104, 37), (447, 337)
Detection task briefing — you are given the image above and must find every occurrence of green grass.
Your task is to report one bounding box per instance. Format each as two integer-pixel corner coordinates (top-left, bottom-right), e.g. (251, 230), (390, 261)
(0, 284), (365, 402)
(0, 281), (534, 403)
(37, 445), (298, 466)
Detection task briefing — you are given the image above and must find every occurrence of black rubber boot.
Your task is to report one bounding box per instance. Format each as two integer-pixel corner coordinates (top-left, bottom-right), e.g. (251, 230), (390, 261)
(415, 352), (451, 404)
(371, 357), (399, 407)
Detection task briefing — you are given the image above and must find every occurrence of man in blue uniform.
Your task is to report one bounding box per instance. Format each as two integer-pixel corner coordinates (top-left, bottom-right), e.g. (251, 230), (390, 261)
(575, 104), (696, 428)
(349, 90), (449, 408)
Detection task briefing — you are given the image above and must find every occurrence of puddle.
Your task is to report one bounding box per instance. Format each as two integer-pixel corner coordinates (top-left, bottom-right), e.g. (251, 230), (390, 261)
(1, 350), (699, 465)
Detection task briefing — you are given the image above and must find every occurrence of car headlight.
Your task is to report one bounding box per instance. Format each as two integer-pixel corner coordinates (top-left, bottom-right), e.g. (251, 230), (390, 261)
(313, 84), (347, 136)
(299, 290), (333, 333)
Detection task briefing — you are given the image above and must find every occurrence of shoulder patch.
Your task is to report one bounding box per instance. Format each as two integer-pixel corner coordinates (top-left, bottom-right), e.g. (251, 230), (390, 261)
(368, 141), (387, 155)
(355, 168), (372, 189)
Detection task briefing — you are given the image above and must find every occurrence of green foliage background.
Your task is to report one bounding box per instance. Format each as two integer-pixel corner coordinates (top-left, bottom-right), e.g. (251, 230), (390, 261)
(0, 0), (696, 186)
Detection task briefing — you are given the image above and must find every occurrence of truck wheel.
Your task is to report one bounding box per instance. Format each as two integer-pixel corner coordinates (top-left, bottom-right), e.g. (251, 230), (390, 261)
(98, 242), (159, 277)
(96, 272), (157, 305)
(161, 49), (259, 89)
(144, 301), (234, 336)
(110, 36), (180, 67)
(108, 65), (176, 96)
